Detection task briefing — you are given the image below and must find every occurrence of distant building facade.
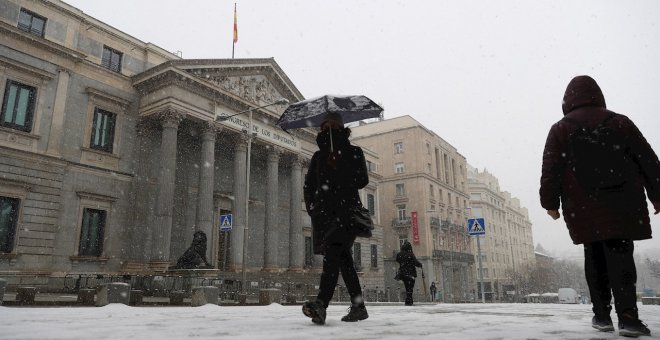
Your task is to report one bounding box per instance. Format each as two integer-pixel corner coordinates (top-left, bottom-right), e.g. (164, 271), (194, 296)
(352, 116), (476, 302)
(467, 166), (535, 301)
(0, 0), (386, 293)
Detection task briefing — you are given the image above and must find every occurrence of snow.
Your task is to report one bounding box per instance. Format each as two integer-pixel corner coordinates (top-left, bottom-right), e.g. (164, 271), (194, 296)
(1, 303), (659, 339)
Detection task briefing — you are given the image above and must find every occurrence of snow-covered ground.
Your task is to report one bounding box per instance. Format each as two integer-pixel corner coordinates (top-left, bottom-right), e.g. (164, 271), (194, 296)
(1, 303), (659, 339)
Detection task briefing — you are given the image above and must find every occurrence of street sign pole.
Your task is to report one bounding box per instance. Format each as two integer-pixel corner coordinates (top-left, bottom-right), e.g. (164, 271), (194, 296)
(476, 235), (485, 303)
(468, 218), (487, 304)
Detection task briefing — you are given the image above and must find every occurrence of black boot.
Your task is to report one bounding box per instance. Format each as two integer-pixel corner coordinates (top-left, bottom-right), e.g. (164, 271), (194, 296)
(341, 303), (369, 322)
(302, 299), (327, 325)
(592, 305), (614, 332)
(592, 315), (614, 332)
(618, 310), (651, 338)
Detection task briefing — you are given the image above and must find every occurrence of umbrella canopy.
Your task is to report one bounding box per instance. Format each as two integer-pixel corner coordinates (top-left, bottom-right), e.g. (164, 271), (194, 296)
(276, 95), (383, 130)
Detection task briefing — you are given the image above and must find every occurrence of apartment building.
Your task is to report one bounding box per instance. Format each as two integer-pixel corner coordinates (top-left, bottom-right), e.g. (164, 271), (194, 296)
(467, 166), (535, 301)
(352, 116), (476, 302)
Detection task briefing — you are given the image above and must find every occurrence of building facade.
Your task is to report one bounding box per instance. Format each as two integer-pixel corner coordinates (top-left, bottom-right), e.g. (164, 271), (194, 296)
(467, 166), (535, 302)
(0, 0), (386, 293)
(352, 116), (476, 302)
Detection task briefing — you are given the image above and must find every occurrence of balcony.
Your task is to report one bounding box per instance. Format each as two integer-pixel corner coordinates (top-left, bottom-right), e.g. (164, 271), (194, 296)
(432, 250), (475, 264)
(391, 218), (412, 229)
(430, 216), (441, 228)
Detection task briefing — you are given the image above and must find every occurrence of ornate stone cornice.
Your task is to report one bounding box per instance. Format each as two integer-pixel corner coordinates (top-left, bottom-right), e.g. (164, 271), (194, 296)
(85, 87), (131, 109)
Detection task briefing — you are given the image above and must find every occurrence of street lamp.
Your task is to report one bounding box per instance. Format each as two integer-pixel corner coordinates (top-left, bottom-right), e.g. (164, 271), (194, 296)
(216, 98), (289, 298)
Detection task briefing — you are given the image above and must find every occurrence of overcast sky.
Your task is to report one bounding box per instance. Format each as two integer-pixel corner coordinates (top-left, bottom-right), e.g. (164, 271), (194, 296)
(62, 0), (660, 258)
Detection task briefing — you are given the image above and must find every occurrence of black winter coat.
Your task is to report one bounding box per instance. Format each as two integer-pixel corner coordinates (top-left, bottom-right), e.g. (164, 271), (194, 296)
(304, 128), (369, 254)
(540, 75), (660, 244)
(396, 242), (422, 279)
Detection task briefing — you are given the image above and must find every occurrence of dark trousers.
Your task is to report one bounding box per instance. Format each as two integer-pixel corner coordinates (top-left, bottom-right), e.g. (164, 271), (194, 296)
(584, 239), (637, 317)
(402, 277), (415, 304)
(317, 237), (362, 308)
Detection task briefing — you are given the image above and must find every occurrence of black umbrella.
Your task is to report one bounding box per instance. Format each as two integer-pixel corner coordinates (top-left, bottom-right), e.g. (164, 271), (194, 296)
(276, 95), (383, 131)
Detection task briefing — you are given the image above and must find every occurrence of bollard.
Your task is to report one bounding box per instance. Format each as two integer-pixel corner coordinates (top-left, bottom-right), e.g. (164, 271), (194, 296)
(77, 288), (95, 305)
(169, 290), (186, 305)
(129, 290), (143, 306)
(0, 279), (6, 305)
(16, 287), (37, 305)
(258, 288), (282, 305)
(191, 286), (219, 306)
(95, 282), (130, 306)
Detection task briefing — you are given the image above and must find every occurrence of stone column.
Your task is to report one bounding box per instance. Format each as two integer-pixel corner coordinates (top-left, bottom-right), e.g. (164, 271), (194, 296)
(288, 156), (304, 271)
(150, 109), (183, 270)
(263, 148), (281, 271)
(46, 68), (70, 157)
(229, 135), (248, 271)
(196, 121), (219, 265)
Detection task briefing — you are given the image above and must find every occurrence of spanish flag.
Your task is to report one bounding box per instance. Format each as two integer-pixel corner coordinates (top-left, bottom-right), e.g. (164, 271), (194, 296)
(233, 4), (238, 44)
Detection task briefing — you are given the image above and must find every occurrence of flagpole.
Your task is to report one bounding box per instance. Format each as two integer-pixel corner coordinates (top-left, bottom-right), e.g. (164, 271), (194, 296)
(232, 3), (237, 59)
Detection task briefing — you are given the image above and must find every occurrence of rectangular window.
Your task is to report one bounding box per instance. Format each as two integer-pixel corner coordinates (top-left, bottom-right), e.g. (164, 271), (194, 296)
(304, 236), (313, 267)
(397, 204), (407, 221)
(395, 183), (405, 196)
(370, 244), (378, 268)
(353, 242), (362, 271)
(426, 143), (430, 155)
(366, 160), (375, 173)
(78, 208), (106, 257)
(430, 184), (434, 197)
(90, 108), (116, 153)
(18, 8), (46, 37)
(366, 193), (375, 216)
(0, 196), (20, 253)
(395, 162), (404, 174)
(394, 142), (404, 154)
(101, 45), (123, 72)
(1, 80), (36, 132)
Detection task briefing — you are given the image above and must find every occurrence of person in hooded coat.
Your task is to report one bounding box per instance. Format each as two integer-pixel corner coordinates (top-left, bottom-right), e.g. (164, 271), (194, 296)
(301, 112), (370, 325)
(540, 75), (660, 337)
(396, 241), (422, 306)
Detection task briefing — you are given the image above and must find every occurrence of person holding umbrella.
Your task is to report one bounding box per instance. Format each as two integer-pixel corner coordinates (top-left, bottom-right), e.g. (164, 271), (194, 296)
(301, 112), (370, 325)
(396, 241), (423, 306)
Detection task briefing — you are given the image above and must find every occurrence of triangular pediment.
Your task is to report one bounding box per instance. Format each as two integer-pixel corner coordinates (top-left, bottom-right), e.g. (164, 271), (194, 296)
(175, 58), (303, 108)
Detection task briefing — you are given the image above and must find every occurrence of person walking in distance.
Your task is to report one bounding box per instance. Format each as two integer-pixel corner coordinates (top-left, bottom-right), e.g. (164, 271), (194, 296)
(396, 241), (423, 306)
(429, 282), (438, 302)
(301, 112), (370, 325)
(540, 75), (660, 338)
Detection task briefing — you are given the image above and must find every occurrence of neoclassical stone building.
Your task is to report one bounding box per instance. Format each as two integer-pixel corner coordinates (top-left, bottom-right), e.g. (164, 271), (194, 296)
(0, 0), (385, 292)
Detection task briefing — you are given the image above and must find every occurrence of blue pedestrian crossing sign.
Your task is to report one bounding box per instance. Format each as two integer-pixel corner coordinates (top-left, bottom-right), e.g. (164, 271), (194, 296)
(219, 214), (233, 232)
(467, 218), (486, 235)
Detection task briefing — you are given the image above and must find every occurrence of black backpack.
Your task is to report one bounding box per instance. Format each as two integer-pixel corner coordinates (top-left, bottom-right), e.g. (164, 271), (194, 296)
(562, 113), (629, 193)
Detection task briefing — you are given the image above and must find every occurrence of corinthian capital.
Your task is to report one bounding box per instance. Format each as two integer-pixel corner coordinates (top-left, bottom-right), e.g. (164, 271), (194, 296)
(158, 109), (184, 129)
(200, 120), (222, 140)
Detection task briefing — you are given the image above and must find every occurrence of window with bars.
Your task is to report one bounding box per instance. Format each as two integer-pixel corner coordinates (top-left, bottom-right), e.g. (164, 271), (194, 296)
(79, 208), (106, 257)
(370, 244), (378, 268)
(366, 193), (375, 216)
(0, 196), (20, 253)
(353, 242), (362, 271)
(1, 80), (36, 132)
(90, 108), (116, 153)
(101, 45), (123, 72)
(18, 8), (46, 37)
(304, 236), (313, 267)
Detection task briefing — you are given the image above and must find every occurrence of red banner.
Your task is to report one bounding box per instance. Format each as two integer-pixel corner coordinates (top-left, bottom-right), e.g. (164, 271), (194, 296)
(411, 211), (420, 244)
